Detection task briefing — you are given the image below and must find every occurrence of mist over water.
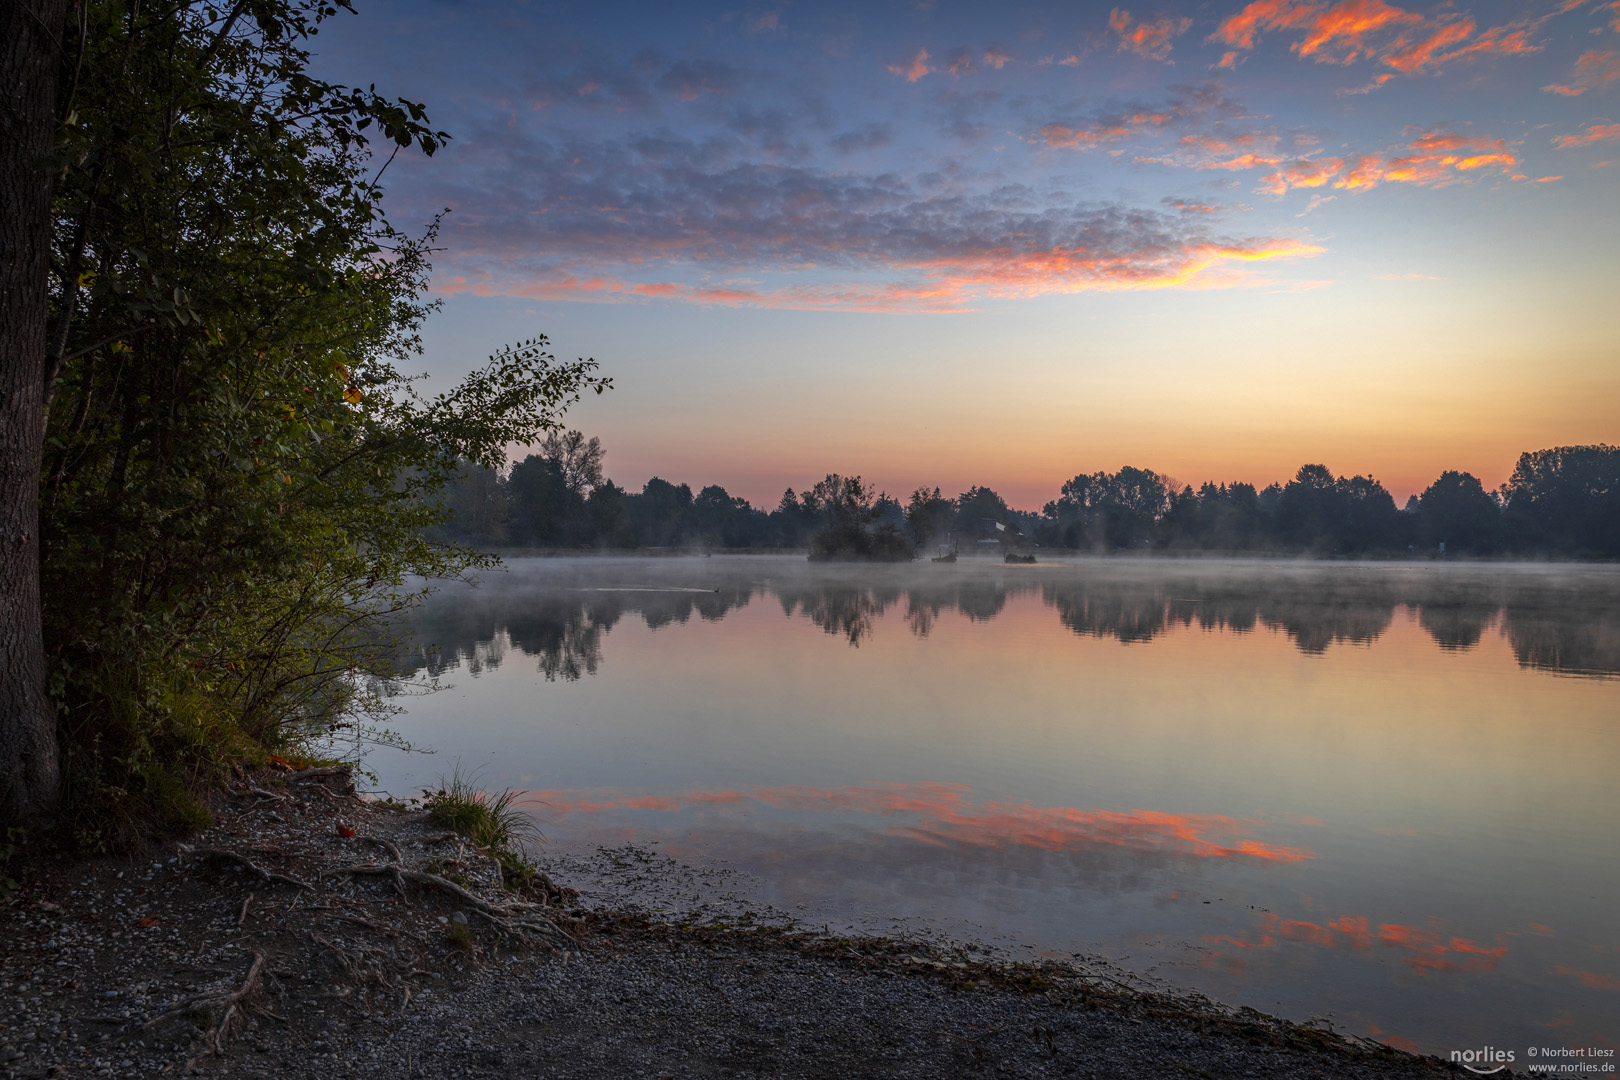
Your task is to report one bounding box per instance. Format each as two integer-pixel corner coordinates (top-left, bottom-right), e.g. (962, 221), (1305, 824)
(367, 555), (1620, 1057)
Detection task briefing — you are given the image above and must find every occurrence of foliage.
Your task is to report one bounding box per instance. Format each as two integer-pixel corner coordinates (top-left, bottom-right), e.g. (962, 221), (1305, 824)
(1273, 465), (1402, 554)
(1419, 471), (1503, 554)
(423, 766), (545, 892)
(1501, 445), (1620, 558)
(537, 429), (605, 496)
(1043, 467), (1171, 550)
(444, 919), (474, 950)
(805, 474), (914, 561)
(905, 487), (954, 551)
(41, 0), (607, 848)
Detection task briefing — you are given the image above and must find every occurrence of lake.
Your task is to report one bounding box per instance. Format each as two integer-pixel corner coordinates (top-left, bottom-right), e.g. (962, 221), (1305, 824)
(362, 555), (1620, 1059)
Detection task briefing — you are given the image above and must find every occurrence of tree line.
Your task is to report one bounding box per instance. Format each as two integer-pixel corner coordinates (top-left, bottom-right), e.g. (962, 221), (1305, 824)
(434, 440), (1620, 560)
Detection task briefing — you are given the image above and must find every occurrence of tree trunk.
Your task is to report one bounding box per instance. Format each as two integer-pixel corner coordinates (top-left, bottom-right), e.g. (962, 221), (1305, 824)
(0, 0), (66, 827)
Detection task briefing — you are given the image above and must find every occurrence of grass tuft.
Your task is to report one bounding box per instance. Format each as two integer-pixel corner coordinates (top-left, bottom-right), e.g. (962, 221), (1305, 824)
(422, 764), (536, 852)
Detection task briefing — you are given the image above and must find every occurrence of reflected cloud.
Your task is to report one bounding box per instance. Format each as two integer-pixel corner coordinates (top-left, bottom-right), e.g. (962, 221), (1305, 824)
(1553, 965), (1620, 991)
(1207, 912), (1509, 973)
(523, 781), (1315, 864)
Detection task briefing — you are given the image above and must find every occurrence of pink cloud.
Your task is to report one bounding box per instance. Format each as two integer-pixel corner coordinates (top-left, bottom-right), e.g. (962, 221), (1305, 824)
(888, 47), (932, 82)
(1553, 122), (1620, 148)
(982, 45), (1013, 69)
(1110, 8), (1195, 61)
(1542, 49), (1620, 95)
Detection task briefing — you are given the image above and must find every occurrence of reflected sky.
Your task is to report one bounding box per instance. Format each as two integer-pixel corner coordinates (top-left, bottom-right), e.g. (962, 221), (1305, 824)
(371, 555), (1620, 1057)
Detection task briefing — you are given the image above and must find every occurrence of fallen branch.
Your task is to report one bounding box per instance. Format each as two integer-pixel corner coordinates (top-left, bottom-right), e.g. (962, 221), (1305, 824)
(288, 765), (352, 782)
(177, 845), (313, 891)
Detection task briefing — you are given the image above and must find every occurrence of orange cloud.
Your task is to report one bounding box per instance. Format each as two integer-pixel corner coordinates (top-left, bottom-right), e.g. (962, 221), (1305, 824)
(1110, 8), (1194, 61)
(1295, 0), (1422, 61)
(1553, 965), (1620, 991)
(1553, 122), (1620, 148)
(1378, 923), (1509, 974)
(1035, 112), (1172, 149)
(1207, 911), (1510, 971)
(1258, 131), (1517, 194)
(1211, 0), (1322, 50)
(888, 47), (932, 82)
(1380, 17), (1473, 71)
(1212, 0), (1418, 60)
(1339, 72), (1395, 93)
(982, 45), (1013, 69)
(445, 235), (1321, 312)
(1213, 0), (1553, 80)
(1258, 156), (1345, 193)
(1542, 48), (1620, 94)
(1170, 132), (1288, 171)
(525, 781), (1317, 863)
(1329, 914), (1374, 949)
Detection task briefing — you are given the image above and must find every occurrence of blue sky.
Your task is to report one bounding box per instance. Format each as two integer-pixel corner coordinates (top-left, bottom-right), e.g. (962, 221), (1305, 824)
(312, 0), (1618, 506)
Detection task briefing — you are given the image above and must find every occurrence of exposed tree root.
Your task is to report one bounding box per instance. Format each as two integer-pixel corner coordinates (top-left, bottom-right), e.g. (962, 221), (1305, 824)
(177, 845), (313, 890)
(331, 863), (580, 948)
(356, 834), (403, 864)
(144, 950), (266, 1066)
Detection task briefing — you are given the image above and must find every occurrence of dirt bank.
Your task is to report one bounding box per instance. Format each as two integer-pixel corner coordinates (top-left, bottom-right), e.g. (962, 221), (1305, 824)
(1, 769), (1460, 1079)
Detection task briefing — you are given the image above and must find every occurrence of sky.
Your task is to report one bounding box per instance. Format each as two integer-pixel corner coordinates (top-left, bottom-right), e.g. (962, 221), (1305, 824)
(311, 0), (1620, 509)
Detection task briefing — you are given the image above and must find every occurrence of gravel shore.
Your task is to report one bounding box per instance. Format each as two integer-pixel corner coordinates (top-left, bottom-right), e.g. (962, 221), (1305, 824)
(0, 768), (1458, 1079)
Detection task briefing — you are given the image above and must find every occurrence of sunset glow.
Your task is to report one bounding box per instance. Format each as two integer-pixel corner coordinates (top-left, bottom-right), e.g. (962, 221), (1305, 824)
(313, 0), (1620, 504)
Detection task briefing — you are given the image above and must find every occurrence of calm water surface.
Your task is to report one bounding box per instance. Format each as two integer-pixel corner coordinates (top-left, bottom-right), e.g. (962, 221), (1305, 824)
(368, 556), (1620, 1058)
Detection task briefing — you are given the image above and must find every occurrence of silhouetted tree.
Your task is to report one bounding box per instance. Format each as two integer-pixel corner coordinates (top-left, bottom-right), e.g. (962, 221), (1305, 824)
(508, 455), (580, 546)
(430, 460), (509, 545)
(905, 487), (954, 551)
(1501, 445), (1620, 557)
(1042, 467), (1169, 549)
(1418, 471), (1502, 554)
(585, 480), (636, 548)
(806, 474), (912, 561)
(629, 477), (695, 547)
(538, 429), (605, 496)
(1276, 465), (1400, 553)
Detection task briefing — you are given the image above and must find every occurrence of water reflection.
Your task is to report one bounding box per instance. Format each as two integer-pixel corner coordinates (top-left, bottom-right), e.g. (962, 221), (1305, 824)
(395, 559), (1620, 681)
(527, 782), (1314, 864)
(372, 556), (1620, 1058)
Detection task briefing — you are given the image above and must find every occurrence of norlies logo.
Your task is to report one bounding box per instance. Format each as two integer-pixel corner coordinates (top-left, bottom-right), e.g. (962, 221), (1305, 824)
(1452, 1046), (1517, 1074)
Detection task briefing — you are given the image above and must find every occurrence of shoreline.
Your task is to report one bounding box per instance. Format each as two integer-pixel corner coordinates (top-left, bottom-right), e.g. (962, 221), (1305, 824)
(1, 769), (1462, 1079)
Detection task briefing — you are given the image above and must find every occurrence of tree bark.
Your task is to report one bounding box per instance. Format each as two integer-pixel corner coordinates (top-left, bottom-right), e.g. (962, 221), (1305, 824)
(0, 0), (66, 827)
